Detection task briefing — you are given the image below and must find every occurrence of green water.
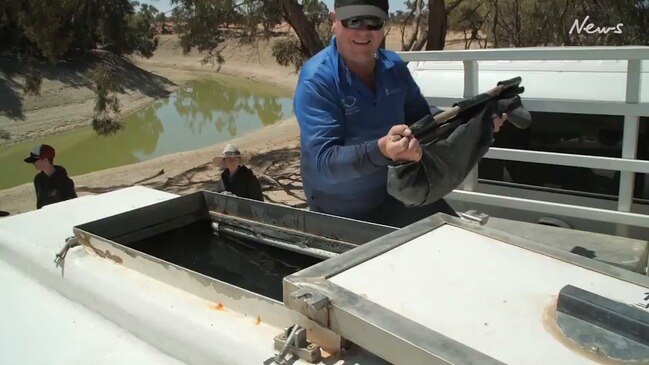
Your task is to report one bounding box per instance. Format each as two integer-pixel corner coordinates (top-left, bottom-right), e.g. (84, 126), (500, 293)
(0, 78), (294, 190)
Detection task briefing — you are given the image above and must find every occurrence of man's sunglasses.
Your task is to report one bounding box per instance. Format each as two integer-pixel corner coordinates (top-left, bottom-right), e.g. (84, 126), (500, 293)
(341, 16), (385, 31)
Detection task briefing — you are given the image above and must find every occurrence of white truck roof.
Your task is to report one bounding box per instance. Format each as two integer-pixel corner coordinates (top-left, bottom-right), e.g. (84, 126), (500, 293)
(0, 187), (384, 365)
(407, 60), (649, 103)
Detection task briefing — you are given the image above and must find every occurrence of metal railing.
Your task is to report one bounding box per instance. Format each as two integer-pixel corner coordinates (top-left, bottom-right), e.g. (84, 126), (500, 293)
(397, 46), (649, 232)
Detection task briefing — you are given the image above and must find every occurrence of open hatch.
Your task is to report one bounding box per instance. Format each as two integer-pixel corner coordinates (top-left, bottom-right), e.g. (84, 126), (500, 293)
(71, 190), (649, 364)
(72, 190), (393, 303)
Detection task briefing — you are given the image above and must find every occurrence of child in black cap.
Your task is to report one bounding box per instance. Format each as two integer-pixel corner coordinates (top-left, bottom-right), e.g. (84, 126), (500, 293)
(23, 144), (77, 209)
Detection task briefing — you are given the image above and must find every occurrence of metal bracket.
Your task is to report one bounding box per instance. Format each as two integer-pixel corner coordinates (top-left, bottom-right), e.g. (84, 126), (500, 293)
(285, 287), (330, 327)
(273, 325), (321, 364)
(459, 210), (490, 225)
(290, 287), (329, 311)
(54, 236), (79, 268)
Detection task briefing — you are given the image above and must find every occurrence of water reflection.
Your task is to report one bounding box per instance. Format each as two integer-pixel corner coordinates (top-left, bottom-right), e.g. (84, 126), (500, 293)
(0, 78), (293, 190)
(174, 79), (286, 136)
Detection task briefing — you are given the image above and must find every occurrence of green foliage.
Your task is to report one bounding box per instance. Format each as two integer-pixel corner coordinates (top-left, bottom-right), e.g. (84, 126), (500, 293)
(171, 0), (238, 67)
(572, 0), (648, 46)
(9, 0), (78, 62)
(448, 0), (486, 34)
(22, 60), (43, 96)
(155, 12), (167, 23)
(125, 4), (160, 57)
(447, 0), (648, 48)
(0, 0), (159, 61)
(171, 0), (330, 70)
(272, 37), (305, 71)
(261, 1), (284, 34)
(271, 16), (332, 72)
(270, 0), (330, 71)
(91, 62), (125, 135)
(302, 0), (329, 27)
(0, 0), (159, 136)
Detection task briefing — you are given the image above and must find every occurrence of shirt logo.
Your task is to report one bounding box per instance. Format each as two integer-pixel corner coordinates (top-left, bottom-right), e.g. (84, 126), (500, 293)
(385, 86), (402, 96)
(342, 96), (360, 116)
(342, 96), (356, 108)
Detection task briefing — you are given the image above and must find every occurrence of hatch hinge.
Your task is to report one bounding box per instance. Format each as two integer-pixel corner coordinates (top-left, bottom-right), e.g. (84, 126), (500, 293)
(273, 324), (321, 364)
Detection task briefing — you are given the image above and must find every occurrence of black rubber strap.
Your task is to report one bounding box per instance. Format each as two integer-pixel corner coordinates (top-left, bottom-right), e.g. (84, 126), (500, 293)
(557, 285), (649, 346)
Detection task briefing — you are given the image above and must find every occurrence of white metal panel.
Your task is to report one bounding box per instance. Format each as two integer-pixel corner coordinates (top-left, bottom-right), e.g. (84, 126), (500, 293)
(329, 225), (649, 365)
(410, 59), (637, 72)
(619, 59), (643, 211)
(399, 47), (649, 61)
(0, 187), (342, 365)
(424, 96), (649, 115)
(484, 148), (649, 173)
(0, 259), (185, 365)
(447, 190), (649, 227)
(406, 59), (649, 102)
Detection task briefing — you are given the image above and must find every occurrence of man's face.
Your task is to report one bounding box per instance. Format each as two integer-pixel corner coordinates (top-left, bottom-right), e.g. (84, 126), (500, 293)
(224, 156), (240, 171)
(334, 13), (385, 66)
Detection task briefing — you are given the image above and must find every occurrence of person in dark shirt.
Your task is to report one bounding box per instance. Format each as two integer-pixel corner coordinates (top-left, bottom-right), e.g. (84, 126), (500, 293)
(23, 144), (77, 209)
(216, 144), (264, 201)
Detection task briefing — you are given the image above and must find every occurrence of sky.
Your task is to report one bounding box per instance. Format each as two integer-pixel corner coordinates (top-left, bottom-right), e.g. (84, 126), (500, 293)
(138, 0), (409, 14)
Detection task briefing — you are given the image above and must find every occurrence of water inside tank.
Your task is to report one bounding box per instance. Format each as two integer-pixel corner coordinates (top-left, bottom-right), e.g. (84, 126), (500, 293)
(127, 219), (323, 301)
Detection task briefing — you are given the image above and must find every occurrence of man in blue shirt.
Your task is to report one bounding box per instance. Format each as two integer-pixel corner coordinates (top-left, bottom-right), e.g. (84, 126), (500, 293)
(294, 0), (506, 227)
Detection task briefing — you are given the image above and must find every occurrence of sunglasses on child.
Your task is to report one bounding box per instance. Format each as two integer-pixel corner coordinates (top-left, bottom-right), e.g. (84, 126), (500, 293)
(341, 16), (385, 31)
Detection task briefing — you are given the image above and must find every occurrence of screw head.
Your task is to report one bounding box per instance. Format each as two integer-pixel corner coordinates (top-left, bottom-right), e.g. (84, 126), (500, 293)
(307, 344), (316, 350)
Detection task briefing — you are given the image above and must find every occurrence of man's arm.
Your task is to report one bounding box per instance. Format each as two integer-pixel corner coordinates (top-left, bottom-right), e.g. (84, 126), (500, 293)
(294, 80), (391, 182)
(402, 64), (443, 125)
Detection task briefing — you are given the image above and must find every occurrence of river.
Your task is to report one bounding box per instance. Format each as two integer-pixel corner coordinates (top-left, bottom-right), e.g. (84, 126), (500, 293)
(0, 77), (294, 190)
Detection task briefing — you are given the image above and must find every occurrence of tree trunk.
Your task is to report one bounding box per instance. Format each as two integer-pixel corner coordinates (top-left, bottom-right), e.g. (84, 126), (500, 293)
(278, 0), (324, 57)
(413, 34), (427, 50)
(426, 0), (447, 50)
(402, 0), (423, 50)
(492, 0), (499, 47)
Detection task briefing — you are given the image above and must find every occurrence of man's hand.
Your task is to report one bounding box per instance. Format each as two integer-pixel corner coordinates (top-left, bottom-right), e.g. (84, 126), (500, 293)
(493, 113), (508, 133)
(378, 124), (422, 163)
(393, 136), (422, 162)
(379, 113), (507, 163)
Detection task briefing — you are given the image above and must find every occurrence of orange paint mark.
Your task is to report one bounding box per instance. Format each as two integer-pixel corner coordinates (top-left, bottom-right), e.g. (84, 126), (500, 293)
(212, 302), (225, 311)
(255, 315), (261, 325)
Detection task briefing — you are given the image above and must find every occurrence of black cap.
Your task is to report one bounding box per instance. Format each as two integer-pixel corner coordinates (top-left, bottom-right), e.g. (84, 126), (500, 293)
(334, 0), (389, 20)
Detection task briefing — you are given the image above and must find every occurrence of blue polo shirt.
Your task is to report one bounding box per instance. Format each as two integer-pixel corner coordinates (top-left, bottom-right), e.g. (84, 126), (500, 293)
(294, 37), (440, 219)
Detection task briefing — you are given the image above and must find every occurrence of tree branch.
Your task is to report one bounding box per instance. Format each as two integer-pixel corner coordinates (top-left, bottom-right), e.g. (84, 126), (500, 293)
(447, 0), (465, 13)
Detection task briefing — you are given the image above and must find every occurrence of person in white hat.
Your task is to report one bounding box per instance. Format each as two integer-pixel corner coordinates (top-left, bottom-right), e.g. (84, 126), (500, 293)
(215, 144), (263, 201)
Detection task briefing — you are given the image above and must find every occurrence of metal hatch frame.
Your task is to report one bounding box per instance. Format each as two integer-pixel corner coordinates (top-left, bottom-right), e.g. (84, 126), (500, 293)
(283, 213), (649, 365)
(71, 190), (395, 328)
